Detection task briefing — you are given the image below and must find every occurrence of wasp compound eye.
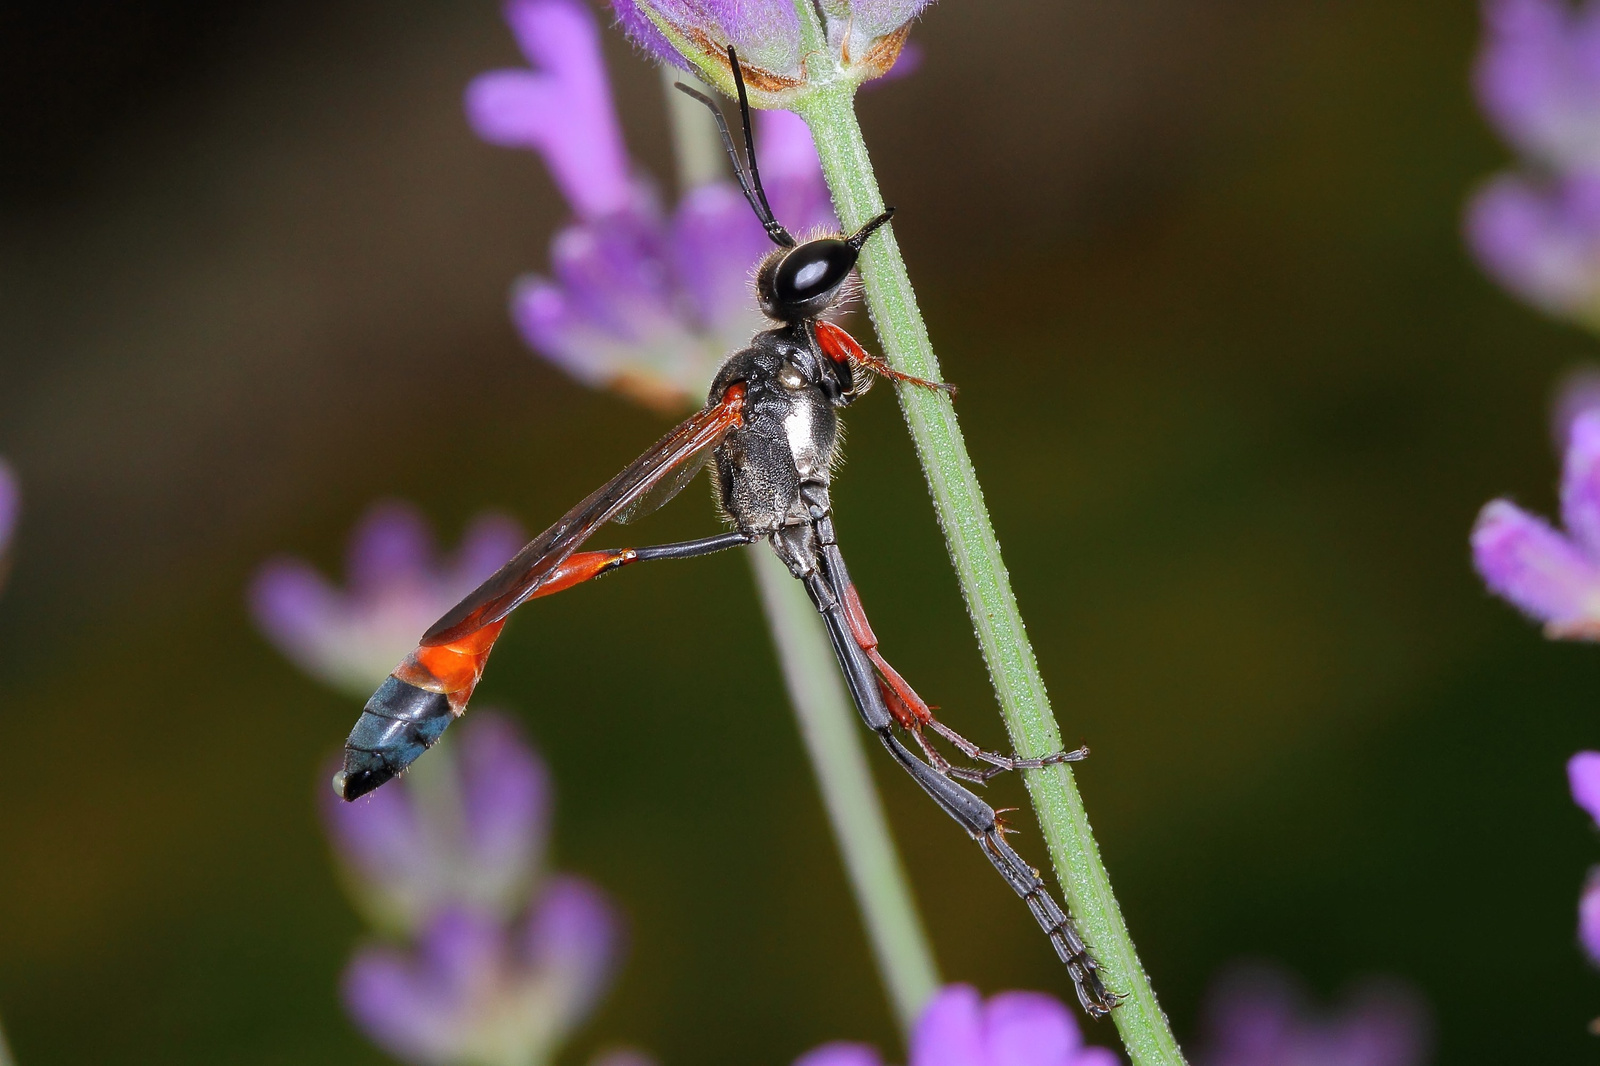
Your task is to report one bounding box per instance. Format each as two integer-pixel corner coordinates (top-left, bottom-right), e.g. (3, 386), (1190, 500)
(772, 239), (857, 313)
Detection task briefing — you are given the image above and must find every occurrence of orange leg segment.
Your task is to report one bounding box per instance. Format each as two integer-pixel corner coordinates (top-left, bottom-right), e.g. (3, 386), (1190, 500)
(840, 580), (1089, 784)
(815, 320), (958, 396)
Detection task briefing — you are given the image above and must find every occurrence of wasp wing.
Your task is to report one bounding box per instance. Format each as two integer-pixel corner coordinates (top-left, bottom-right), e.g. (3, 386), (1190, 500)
(421, 385), (745, 646)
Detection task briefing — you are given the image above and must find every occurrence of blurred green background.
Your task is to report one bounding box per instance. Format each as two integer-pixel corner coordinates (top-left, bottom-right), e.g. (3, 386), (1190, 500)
(0, 0), (1595, 1062)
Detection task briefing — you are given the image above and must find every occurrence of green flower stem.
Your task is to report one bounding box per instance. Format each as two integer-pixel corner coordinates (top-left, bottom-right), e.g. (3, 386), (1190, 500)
(748, 546), (941, 1032)
(795, 85), (1188, 1066)
(659, 67), (941, 1037)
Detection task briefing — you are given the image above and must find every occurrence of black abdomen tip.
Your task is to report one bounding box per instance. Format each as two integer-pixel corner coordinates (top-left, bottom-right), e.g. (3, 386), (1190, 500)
(335, 676), (455, 802)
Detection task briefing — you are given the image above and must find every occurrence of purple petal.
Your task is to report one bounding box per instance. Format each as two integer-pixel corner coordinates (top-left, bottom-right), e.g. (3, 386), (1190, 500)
(1466, 170), (1600, 317)
(549, 204), (676, 340)
(343, 910), (505, 1064)
(452, 512), (526, 589)
(512, 274), (612, 386)
(591, 1050), (660, 1066)
(754, 111), (838, 237)
(0, 458), (19, 560)
(794, 1043), (883, 1066)
(1564, 411), (1600, 555)
(1323, 981), (1431, 1066)
(522, 875), (622, 1023)
(1581, 869), (1600, 964)
(984, 991), (1084, 1066)
(1475, 0), (1600, 169)
(321, 756), (429, 912)
(346, 500), (435, 595)
(1071, 1052), (1121, 1066)
(1552, 366), (1600, 451)
(466, 0), (633, 218)
(670, 181), (771, 327)
(609, 0), (686, 68)
(249, 558), (343, 671)
(1472, 498), (1600, 632)
(1570, 751), (1600, 823)
(912, 985), (986, 1066)
(457, 712), (551, 895)
(1199, 965), (1302, 1066)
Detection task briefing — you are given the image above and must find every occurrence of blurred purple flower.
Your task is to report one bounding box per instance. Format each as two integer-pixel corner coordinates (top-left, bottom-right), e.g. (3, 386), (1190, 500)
(1475, 0), (1600, 171)
(610, 0), (926, 98)
(0, 458), (18, 590)
(1466, 170), (1600, 321)
(324, 711), (550, 933)
(794, 984), (1119, 1066)
(1465, 0), (1600, 323)
(1194, 964), (1430, 1066)
(326, 711), (622, 1066)
(1568, 752), (1600, 963)
(345, 883), (619, 1066)
(1472, 397), (1600, 637)
(466, 0), (837, 410)
(250, 501), (524, 696)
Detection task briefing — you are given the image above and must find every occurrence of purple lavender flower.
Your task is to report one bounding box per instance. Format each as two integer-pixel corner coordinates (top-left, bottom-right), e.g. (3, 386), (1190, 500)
(326, 711), (622, 1066)
(611, 0), (928, 101)
(250, 501), (524, 696)
(344, 884), (619, 1066)
(1471, 392), (1600, 637)
(1465, 0), (1600, 322)
(466, 0), (837, 410)
(1568, 751), (1600, 963)
(323, 711), (550, 933)
(1467, 170), (1600, 321)
(1194, 964), (1430, 1066)
(794, 984), (1119, 1066)
(1475, 0), (1600, 172)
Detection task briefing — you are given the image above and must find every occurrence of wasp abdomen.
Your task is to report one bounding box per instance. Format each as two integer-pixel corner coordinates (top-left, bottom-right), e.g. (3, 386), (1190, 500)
(334, 676), (455, 801)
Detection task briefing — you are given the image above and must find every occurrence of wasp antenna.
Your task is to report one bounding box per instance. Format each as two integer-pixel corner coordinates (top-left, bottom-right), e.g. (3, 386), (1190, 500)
(672, 73), (795, 248)
(726, 46), (795, 247)
(846, 208), (895, 251)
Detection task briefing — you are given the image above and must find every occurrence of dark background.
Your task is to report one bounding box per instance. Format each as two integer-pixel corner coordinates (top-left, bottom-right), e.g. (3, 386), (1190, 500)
(0, 0), (1592, 1062)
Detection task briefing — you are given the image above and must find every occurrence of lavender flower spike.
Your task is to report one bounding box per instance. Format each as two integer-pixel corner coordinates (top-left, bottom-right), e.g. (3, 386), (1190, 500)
(468, 0), (836, 409)
(611, 0), (929, 106)
(344, 882), (620, 1066)
(323, 712), (550, 933)
(250, 501), (523, 696)
(794, 984), (1120, 1066)
(1473, 406), (1600, 638)
(1195, 964), (1430, 1066)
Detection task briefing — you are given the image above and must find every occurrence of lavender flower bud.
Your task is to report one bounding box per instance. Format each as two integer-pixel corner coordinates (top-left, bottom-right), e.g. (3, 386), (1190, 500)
(1473, 405), (1600, 639)
(610, 0), (928, 105)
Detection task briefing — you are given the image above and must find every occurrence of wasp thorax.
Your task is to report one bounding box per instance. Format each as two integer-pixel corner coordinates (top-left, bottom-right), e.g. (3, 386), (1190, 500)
(757, 238), (858, 322)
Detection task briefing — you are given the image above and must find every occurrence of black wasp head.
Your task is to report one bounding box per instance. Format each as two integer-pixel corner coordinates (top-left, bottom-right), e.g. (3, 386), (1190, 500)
(755, 211), (894, 323)
(673, 47), (899, 324)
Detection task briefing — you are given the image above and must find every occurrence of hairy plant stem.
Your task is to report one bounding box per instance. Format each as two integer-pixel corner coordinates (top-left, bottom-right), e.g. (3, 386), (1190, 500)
(660, 67), (940, 1036)
(793, 71), (1188, 1066)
